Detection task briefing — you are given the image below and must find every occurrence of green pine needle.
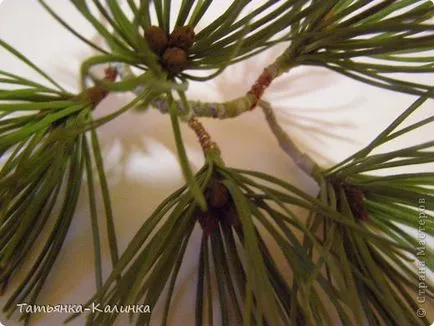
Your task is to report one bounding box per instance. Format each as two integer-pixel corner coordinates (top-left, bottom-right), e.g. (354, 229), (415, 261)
(0, 1), (433, 325)
(307, 92), (434, 325)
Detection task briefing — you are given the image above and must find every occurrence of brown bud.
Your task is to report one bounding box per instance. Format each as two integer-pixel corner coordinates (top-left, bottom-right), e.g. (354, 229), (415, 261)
(196, 210), (219, 235)
(104, 67), (118, 82)
(162, 47), (188, 74)
(207, 181), (230, 209)
(223, 204), (241, 228)
(344, 185), (369, 222)
(144, 25), (168, 54)
(169, 26), (195, 50)
(86, 86), (108, 107)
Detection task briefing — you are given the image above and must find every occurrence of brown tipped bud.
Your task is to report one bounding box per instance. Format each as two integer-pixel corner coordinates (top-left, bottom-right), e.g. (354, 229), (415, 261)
(196, 210), (219, 235)
(344, 185), (369, 222)
(207, 181), (230, 209)
(104, 67), (118, 82)
(169, 26), (195, 50)
(223, 204), (241, 228)
(162, 47), (188, 74)
(144, 25), (168, 54)
(86, 86), (108, 107)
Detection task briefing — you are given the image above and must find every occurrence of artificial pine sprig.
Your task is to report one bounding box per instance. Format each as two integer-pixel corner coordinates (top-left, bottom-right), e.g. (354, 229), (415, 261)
(250, 90), (433, 324)
(0, 40), (120, 324)
(38, 1), (434, 122)
(69, 147), (301, 326)
(167, 96), (207, 209)
(146, 0), (434, 119)
(67, 118), (419, 326)
(39, 0), (303, 81)
(288, 0), (434, 97)
(0, 1), (433, 325)
(299, 93), (434, 325)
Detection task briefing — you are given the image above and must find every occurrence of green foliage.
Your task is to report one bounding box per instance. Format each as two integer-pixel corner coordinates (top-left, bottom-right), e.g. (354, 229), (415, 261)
(0, 40), (119, 324)
(0, 1), (433, 325)
(66, 151), (361, 325)
(309, 93), (434, 325)
(280, 0), (434, 96)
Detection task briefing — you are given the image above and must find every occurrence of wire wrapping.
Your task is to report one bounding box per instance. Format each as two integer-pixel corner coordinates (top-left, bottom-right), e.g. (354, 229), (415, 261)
(188, 117), (220, 154)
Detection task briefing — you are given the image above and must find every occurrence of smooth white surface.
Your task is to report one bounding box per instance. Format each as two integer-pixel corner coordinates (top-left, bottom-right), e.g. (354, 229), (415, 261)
(0, 1), (433, 325)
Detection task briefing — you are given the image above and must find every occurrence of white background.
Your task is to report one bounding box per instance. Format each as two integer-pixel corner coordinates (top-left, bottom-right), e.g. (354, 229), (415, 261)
(0, 1), (433, 325)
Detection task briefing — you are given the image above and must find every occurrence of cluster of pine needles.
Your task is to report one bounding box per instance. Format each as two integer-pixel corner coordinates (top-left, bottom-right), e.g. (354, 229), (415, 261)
(0, 1), (433, 325)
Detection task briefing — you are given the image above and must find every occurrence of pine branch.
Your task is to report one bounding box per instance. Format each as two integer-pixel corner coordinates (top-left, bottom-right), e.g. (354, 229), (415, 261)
(0, 41), (120, 324)
(1, 1), (433, 325)
(259, 100), (317, 176)
(303, 92), (434, 325)
(67, 145), (367, 326)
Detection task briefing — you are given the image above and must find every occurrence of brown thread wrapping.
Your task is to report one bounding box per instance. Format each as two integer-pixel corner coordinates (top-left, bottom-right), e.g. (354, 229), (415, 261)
(188, 118), (220, 154)
(248, 67), (273, 109)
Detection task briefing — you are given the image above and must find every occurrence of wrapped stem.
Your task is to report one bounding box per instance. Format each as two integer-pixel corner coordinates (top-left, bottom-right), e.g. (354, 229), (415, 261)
(259, 100), (317, 176)
(188, 117), (220, 155)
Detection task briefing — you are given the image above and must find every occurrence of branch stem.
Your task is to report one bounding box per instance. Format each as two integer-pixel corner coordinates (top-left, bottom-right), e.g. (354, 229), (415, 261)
(116, 46), (296, 118)
(259, 100), (317, 176)
(188, 117), (220, 155)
